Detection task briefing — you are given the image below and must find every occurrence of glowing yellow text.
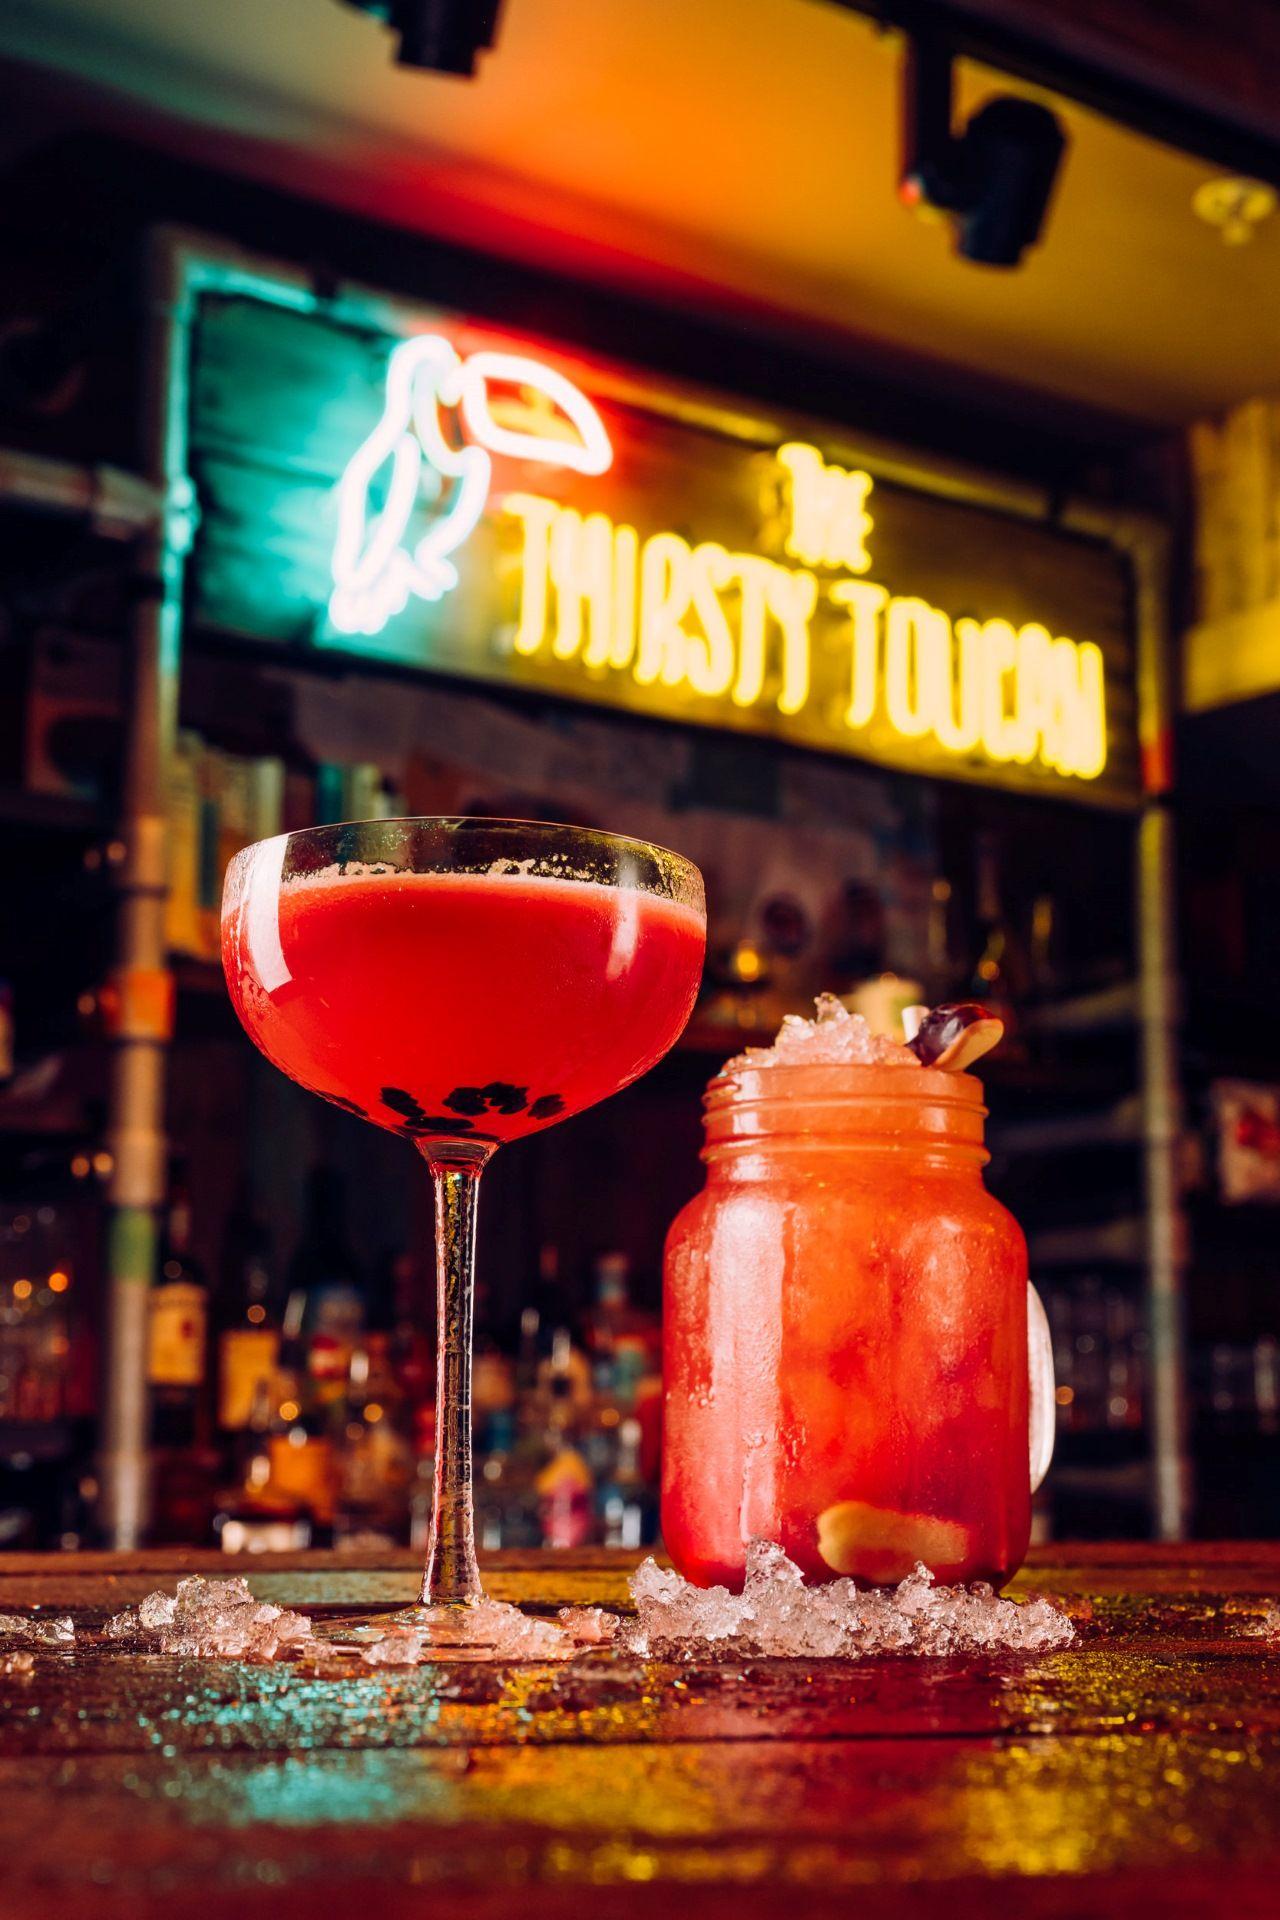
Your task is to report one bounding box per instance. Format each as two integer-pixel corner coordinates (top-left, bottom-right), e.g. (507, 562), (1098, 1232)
(778, 441), (874, 573)
(833, 586), (1107, 779)
(505, 494), (815, 716)
(502, 453), (1108, 784)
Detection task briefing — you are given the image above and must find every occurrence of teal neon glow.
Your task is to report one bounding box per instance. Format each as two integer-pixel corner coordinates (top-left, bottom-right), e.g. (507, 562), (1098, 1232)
(329, 337), (613, 636)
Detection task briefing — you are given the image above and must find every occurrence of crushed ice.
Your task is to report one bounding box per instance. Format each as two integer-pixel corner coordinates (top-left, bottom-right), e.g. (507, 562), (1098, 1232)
(70, 1553), (1073, 1669)
(1241, 1605), (1280, 1639)
(622, 1541), (1075, 1658)
(357, 1601), (618, 1666)
(725, 993), (919, 1073)
(97, 1577), (619, 1667)
(0, 1611), (75, 1648)
(104, 1575), (312, 1661)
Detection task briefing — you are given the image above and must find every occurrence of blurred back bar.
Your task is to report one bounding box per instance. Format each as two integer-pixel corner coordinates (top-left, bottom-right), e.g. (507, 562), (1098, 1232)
(3, 0), (1280, 1554)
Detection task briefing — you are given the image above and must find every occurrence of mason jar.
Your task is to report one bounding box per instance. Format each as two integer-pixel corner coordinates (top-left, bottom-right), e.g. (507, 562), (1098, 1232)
(663, 1060), (1050, 1590)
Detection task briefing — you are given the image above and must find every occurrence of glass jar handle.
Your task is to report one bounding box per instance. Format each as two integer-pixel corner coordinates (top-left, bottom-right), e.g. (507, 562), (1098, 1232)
(1028, 1281), (1056, 1493)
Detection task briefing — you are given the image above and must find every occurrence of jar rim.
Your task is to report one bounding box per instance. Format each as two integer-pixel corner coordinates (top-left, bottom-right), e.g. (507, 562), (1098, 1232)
(705, 1061), (986, 1111)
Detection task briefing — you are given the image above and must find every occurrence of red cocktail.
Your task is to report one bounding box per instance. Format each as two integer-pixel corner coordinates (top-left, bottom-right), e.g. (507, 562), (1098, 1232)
(224, 865), (704, 1144)
(222, 818), (705, 1647)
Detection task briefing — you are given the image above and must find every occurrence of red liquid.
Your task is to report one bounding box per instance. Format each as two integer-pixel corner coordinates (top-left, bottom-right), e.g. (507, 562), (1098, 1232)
(222, 864), (705, 1143)
(663, 1066), (1030, 1589)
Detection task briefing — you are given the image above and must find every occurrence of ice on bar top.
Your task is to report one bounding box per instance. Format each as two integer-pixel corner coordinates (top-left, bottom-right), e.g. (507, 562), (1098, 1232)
(82, 1552), (1074, 1665)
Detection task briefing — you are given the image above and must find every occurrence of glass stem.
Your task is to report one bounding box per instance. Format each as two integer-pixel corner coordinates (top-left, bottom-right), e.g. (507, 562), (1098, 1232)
(419, 1139), (493, 1609)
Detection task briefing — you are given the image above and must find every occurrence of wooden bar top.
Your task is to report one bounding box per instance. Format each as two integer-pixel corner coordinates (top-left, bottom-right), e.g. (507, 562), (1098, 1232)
(3, 1542), (1280, 1920)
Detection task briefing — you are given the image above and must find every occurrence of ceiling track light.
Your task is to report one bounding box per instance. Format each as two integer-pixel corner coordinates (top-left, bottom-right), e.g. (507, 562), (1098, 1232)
(899, 36), (1066, 267)
(339, 0), (504, 76)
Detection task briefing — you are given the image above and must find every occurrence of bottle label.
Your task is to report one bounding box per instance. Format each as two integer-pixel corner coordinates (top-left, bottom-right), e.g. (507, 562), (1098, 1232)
(147, 1282), (207, 1387)
(218, 1328), (281, 1429)
(268, 1433), (335, 1522)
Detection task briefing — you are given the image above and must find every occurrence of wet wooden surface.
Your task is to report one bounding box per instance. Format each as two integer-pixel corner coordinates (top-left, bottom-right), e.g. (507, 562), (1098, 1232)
(3, 1544), (1280, 1919)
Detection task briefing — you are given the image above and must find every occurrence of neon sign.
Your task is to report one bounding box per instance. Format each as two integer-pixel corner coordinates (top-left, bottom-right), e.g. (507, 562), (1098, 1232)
(329, 337), (611, 635)
(503, 455), (1108, 782)
(328, 341), (1107, 783)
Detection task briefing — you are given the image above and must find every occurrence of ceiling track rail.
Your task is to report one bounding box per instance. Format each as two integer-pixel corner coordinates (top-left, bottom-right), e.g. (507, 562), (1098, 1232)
(823, 0), (1280, 186)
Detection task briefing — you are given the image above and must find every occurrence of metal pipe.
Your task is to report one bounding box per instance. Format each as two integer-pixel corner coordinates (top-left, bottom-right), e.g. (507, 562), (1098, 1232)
(1112, 516), (1190, 1541)
(1132, 524), (1191, 1542)
(1137, 797), (1189, 1539)
(1060, 503), (1189, 1538)
(97, 232), (195, 1549)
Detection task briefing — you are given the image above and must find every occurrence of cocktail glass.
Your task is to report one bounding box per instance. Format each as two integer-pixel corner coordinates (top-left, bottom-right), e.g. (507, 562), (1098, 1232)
(221, 817), (705, 1649)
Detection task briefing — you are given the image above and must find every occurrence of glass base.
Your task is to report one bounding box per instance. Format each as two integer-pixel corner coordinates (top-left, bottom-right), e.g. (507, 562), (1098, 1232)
(308, 1603), (492, 1657)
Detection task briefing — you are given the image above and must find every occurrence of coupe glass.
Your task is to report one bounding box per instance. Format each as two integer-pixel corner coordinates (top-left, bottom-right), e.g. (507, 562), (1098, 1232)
(221, 817), (706, 1649)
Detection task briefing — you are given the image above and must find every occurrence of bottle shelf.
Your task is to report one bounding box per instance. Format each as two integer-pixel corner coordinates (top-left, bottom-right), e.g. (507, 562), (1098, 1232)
(990, 1093), (1143, 1155)
(1022, 980), (1138, 1035)
(1028, 1214), (1146, 1268)
(1047, 1460), (1150, 1501)
(0, 787), (101, 835)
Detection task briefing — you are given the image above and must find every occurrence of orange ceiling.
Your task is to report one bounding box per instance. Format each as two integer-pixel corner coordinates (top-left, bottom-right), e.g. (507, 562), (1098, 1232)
(2, 0), (1278, 424)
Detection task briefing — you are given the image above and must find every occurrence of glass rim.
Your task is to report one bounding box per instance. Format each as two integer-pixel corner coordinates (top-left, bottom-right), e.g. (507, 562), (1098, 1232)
(232, 815), (706, 912)
(280, 813), (696, 865)
(704, 1061), (985, 1101)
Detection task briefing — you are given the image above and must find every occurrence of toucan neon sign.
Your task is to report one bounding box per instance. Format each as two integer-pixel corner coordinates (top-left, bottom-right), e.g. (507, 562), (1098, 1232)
(330, 340), (1107, 782)
(329, 336), (612, 635)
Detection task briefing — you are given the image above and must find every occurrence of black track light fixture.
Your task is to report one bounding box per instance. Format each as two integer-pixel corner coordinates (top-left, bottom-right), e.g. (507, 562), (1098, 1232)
(339, 0), (503, 76)
(900, 36), (1066, 267)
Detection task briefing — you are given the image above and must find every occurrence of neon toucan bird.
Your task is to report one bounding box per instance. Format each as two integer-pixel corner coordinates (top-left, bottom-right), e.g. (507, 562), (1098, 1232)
(329, 337), (612, 636)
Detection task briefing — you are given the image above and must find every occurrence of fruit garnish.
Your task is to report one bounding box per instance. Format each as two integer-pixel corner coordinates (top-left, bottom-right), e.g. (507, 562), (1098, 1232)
(816, 1499), (973, 1583)
(904, 1002), (1004, 1071)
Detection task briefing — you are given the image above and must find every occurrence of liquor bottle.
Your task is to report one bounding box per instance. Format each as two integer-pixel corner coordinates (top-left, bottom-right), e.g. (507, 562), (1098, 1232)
(472, 1339), (516, 1443)
(148, 1178), (207, 1399)
(967, 831), (1026, 1033)
(287, 1166), (365, 1324)
(925, 875), (962, 1005)
(388, 1250), (433, 1415)
(596, 1415), (651, 1548)
(534, 1371), (594, 1549)
(289, 1166), (365, 1428)
(263, 1289), (336, 1540)
(217, 1209), (280, 1435)
(332, 1338), (413, 1547)
(489, 1339), (549, 1550)
(407, 1400), (437, 1553)
(475, 1405), (517, 1551)
(582, 1350), (624, 1487)
(533, 1241), (569, 1333)
(583, 1254), (659, 1378)
(1028, 891), (1061, 1002)
(147, 1180), (217, 1543)
(215, 1376), (311, 1554)
(536, 1323), (592, 1416)
(584, 1252), (630, 1361)
(515, 1303), (541, 1401)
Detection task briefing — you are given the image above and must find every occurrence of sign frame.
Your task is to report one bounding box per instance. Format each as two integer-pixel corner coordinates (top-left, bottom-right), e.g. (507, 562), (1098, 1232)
(164, 227), (1147, 810)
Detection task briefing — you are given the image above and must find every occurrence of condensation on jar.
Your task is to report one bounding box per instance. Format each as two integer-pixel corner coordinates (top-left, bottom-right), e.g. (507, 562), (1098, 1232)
(662, 1061), (1030, 1591)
